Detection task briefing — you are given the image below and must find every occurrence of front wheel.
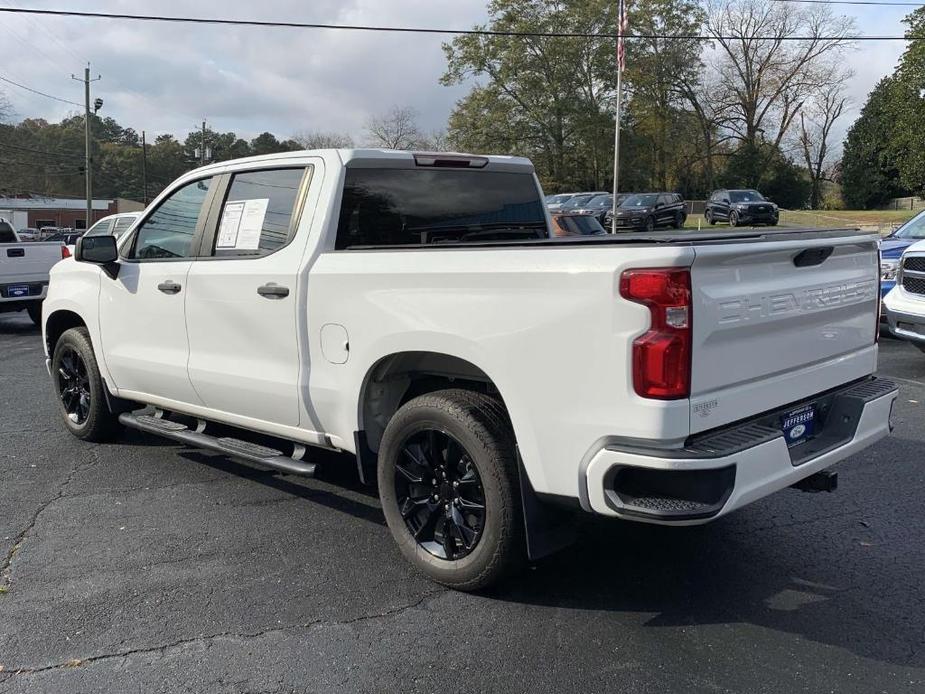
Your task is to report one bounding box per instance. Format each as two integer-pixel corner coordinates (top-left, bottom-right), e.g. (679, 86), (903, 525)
(729, 210), (739, 227)
(377, 389), (523, 591)
(705, 210), (716, 225)
(644, 216), (656, 232)
(51, 327), (122, 442)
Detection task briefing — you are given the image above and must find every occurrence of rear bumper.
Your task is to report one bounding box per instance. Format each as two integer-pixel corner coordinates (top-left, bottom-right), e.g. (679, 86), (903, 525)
(583, 378), (897, 524)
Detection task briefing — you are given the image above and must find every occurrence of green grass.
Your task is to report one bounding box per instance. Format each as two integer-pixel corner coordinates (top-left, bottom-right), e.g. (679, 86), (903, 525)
(683, 209), (919, 233)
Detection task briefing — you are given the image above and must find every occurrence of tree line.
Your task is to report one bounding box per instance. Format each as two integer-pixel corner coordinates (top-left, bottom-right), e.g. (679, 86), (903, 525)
(441, 0), (858, 208)
(840, 8), (925, 209)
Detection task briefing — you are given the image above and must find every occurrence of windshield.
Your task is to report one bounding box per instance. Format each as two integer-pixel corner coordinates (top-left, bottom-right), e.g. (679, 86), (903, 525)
(562, 195), (595, 209)
(546, 194), (572, 204)
(729, 190), (765, 203)
(335, 168), (548, 248)
(891, 210), (925, 239)
(621, 194), (658, 208)
(587, 195), (612, 209)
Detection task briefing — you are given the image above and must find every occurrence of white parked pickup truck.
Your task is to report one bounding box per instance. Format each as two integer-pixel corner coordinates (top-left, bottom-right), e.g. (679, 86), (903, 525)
(0, 220), (67, 325)
(883, 238), (925, 350)
(42, 149), (897, 590)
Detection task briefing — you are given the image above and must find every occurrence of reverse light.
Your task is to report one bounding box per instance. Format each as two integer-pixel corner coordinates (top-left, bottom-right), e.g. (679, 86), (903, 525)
(61, 245), (71, 259)
(620, 268), (692, 399)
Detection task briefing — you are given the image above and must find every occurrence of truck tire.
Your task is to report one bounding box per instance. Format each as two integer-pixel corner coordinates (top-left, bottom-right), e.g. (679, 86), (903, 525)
(51, 327), (122, 442)
(377, 389), (524, 591)
(26, 301), (42, 326)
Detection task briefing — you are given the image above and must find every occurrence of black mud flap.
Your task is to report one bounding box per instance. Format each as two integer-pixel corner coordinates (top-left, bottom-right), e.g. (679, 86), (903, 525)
(354, 430), (378, 486)
(518, 450), (578, 561)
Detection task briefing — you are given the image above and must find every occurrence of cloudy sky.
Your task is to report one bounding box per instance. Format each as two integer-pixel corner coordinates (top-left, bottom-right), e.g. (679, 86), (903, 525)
(0, 0), (915, 145)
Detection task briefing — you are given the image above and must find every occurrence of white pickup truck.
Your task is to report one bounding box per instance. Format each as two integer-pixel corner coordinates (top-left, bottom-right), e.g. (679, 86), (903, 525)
(42, 149), (897, 590)
(0, 220), (67, 325)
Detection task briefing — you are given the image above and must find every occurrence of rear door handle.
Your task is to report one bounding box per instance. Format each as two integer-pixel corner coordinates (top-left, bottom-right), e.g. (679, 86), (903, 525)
(257, 283), (289, 299)
(157, 281), (182, 294)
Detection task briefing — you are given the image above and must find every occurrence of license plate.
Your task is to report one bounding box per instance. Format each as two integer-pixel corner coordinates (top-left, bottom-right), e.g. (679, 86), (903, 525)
(781, 405), (815, 446)
(7, 284), (29, 298)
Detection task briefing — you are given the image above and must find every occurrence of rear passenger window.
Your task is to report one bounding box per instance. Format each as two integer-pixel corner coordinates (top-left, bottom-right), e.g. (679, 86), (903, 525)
(213, 168), (308, 257)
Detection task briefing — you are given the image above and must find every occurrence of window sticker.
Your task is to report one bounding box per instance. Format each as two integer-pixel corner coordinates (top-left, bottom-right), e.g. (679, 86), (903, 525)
(216, 198), (269, 250)
(216, 201), (245, 248)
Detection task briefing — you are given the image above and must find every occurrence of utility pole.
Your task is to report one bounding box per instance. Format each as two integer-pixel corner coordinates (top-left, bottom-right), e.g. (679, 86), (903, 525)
(141, 130), (148, 205)
(201, 120), (207, 166)
(72, 65), (101, 229)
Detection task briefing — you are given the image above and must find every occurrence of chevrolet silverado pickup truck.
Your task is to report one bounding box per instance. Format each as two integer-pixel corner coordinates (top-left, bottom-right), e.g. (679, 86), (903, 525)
(42, 149), (897, 590)
(1, 220), (67, 325)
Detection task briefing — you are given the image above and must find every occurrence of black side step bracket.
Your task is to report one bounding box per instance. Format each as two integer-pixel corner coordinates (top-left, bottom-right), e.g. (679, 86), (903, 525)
(119, 413), (317, 477)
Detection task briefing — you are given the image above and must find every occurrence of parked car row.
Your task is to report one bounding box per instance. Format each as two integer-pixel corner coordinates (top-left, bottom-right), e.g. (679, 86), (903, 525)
(545, 187), (780, 232)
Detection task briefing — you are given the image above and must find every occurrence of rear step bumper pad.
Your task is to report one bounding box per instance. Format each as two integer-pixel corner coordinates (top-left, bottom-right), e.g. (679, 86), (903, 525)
(119, 413), (317, 477)
(583, 377), (898, 524)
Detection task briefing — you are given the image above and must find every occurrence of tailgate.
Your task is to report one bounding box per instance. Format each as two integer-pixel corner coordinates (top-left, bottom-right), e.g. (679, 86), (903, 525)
(689, 233), (879, 434)
(0, 243), (61, 285)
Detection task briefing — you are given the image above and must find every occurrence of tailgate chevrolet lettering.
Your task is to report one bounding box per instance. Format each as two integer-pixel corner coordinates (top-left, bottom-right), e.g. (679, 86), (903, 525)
(718, 279), (877, 324)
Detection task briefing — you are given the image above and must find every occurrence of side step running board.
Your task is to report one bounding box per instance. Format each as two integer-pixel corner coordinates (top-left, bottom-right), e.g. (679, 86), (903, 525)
(119, 413), (317, 477)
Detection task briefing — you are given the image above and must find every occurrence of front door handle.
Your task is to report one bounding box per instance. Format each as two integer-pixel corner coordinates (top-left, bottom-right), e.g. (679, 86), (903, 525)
(157, 281), (182, 294)
(257, 283), (289, 299)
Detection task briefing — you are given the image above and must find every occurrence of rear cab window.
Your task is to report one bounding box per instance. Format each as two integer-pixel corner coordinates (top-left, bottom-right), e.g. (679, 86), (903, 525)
(335, 168), (548, 248)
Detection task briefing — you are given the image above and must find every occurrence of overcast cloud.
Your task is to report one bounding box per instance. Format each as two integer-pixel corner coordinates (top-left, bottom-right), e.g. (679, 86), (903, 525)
(0, 0), (914, 146)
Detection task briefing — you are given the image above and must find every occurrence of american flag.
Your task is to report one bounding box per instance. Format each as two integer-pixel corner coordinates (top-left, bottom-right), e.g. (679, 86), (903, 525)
(617, 0), (628, 72)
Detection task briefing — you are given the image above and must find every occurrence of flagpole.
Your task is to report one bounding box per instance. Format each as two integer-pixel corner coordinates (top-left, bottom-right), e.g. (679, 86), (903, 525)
(612, 0), (624, 234)
(612, 65), (622, 233)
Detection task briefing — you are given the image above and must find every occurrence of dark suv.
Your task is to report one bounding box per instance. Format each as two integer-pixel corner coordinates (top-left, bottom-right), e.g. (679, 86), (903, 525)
(705, 189), (778, 227)
(609, 192), (687, 231)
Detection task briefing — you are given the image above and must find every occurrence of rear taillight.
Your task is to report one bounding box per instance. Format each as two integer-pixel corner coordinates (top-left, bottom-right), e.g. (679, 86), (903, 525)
(61, 245), (71, 259)
(620, 268), (692, 399)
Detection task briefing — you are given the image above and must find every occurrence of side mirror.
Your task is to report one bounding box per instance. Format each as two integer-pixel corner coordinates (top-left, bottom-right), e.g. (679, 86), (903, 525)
(75, 235), (120, 278)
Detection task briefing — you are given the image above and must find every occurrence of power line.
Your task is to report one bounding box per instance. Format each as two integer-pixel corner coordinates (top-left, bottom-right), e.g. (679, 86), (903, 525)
(0, 141), (84, 161)
(771, 0), (921, 5)
(0, 74), (82, 107)
(0, 6), (921, 41)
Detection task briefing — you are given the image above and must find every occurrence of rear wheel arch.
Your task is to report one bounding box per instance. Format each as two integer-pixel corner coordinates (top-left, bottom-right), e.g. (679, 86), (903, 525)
(357, 351), (512, 455)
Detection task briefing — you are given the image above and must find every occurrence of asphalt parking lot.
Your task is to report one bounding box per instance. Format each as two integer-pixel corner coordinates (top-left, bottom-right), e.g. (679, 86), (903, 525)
(0, 313), (923, 694)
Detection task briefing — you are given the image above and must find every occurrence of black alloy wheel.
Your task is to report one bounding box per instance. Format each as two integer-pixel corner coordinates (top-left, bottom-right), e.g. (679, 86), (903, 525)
(394, 428), (486, 560)
(56, 346), (91, 425)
